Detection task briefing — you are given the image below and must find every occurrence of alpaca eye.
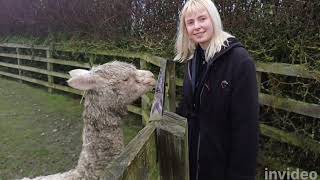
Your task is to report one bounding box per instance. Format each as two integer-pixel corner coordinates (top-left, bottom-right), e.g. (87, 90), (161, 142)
(123, 77), (129, 81)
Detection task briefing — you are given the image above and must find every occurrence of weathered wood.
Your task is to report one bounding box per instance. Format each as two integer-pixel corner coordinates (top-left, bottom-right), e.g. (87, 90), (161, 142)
(162, 111), (187, 128)
(127, 105), (142, 116)
(176, 78), (183, 87)
(0, 61), (69, 79)
(0, 43), (166, 67)
(156, 112), (188, 180)
(165, 60), (176, 112)
(16, 48), (22, 83)
(0, 71), (81, 94)
(140, 93), (153, 125)
(256, 61), (320, 80)
(46, 49), (53, 93)
(141, 93), (153, 106)
(2, 43), (320, 79)
(155, 116), (186, 138)
(157, 129), (185, 180)
(0, 52), (91, 68)
(260, 124), (320, 154)
(144, 58), (187, 180)
(259, 93), (320, 119)
(58, 47), (166, 67)
(102, 124), (158, 180)
(0, 43), (49, 50)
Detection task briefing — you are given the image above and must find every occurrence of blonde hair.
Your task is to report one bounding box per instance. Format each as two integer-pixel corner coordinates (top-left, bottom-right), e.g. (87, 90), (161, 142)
(174, 0), (234, 62)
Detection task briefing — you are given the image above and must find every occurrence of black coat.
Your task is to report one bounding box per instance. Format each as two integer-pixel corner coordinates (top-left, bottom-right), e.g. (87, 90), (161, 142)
(177, 38), (259, 180)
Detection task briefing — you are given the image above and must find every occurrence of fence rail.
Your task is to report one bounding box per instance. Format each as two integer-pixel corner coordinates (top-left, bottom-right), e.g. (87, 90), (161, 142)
(0, 52), (91, 68)
(0, 43), (50, 50)
(256, 61), (320, 80)
(0, 43), (168, 120)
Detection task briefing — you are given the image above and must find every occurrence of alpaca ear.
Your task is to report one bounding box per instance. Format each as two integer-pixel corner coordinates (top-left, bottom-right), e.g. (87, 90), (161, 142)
(67, 69), (104, 90)
(69, 69), (90, 78)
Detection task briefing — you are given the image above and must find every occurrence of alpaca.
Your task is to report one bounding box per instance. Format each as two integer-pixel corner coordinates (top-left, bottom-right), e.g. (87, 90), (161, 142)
(22, 61), (156, 180)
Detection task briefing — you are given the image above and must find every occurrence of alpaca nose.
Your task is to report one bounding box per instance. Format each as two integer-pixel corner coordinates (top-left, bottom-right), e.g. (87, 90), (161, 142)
(137, 70), (156, 85)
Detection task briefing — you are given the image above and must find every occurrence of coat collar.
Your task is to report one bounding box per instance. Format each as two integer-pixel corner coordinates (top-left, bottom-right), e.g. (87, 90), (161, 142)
(187, 38), (243, 94)
(207, 38), (243, 67)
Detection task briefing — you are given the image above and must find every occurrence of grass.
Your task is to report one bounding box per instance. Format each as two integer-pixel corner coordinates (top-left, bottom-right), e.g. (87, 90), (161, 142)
(0, 77), (143, 180)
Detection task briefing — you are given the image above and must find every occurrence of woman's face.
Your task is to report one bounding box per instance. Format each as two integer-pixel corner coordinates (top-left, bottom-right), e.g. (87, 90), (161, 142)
(184, 9), (214, 49)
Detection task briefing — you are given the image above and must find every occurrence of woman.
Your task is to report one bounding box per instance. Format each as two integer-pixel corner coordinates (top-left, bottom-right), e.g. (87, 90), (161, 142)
(175, 0), (259, 179)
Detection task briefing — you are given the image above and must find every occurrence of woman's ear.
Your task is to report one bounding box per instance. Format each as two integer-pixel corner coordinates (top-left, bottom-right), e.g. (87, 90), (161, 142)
(67, 69), (104, 90)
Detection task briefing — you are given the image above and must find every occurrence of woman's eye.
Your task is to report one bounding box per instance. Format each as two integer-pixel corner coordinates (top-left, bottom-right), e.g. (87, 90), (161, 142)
(187, 21), (194, 25)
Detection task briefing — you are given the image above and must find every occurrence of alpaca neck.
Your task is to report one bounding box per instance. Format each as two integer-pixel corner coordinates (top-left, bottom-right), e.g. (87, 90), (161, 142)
(76, 91), (126, 178)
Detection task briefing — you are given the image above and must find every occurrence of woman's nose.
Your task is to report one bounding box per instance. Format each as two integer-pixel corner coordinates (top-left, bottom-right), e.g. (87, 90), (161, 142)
(194, 20), (201, 29)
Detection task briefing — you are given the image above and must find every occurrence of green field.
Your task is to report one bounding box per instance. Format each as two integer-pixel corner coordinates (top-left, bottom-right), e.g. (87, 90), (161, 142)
(0, 77), (143, 180)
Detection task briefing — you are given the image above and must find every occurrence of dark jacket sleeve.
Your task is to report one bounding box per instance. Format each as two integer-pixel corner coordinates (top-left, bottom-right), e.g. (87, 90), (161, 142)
(226, 58), (259, 180)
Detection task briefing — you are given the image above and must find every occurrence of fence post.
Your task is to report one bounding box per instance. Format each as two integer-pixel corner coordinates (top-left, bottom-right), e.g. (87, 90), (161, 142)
(16, 48), (22, 83)
(140, 59), (150, 125)
(165, 60), (176, 112)
(46, 49), (53, 93)
(157, 112), (189, 180)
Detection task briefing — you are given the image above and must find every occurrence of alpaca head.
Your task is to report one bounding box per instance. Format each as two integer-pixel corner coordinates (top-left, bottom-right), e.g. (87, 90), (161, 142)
(67, 61), (156, 105)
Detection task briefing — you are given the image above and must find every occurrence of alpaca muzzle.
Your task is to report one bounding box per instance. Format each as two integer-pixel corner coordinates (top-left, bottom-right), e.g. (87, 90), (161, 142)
(137, 70), (156, 86)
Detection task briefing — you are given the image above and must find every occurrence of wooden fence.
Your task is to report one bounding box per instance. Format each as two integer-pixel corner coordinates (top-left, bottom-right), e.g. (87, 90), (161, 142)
(1, 43), (320, 178)
(0, 43), (176, 125)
